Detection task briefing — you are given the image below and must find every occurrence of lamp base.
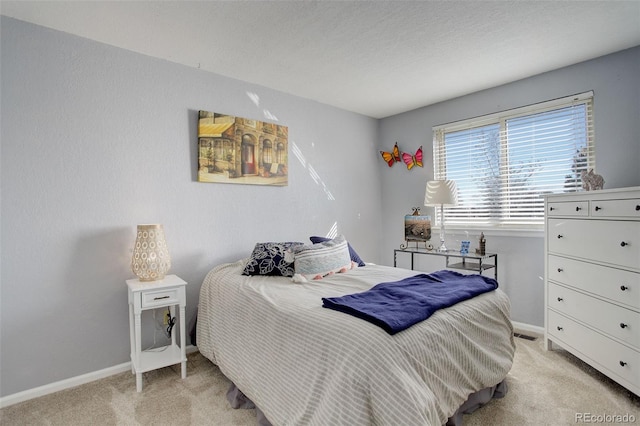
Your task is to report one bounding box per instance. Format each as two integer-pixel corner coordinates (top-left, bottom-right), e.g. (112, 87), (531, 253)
(437, 204), (449, 252)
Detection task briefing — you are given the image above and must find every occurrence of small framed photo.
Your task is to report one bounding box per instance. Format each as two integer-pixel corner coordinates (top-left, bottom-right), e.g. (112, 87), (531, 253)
(404, 214), (431, 242)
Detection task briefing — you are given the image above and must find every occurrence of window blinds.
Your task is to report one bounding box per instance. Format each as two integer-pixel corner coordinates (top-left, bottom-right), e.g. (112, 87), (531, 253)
(433, 91), (594, 228)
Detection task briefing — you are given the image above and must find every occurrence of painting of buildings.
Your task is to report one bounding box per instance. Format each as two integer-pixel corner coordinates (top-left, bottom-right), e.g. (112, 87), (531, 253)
(198, 111), (288, 186)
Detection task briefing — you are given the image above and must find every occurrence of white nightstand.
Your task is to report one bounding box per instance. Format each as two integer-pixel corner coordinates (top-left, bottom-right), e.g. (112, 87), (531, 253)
(126, 274), (187, 392)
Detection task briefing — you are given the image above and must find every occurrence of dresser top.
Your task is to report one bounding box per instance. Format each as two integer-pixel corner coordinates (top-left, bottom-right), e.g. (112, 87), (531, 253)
(544, 186), (640, 201)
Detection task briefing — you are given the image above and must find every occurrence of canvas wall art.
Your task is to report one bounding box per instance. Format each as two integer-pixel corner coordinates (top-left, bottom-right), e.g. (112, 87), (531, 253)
(198, 111), (288, 186)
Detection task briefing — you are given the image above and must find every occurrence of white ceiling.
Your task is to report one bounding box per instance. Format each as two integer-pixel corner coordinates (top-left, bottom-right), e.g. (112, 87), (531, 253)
(2, 1), (640, 118)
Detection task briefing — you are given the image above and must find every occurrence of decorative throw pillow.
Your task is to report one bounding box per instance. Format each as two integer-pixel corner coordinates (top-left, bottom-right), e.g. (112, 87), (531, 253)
(293, 235), (354, 282)
(242, 242), (303, 277)
(310, 235), (365, 267)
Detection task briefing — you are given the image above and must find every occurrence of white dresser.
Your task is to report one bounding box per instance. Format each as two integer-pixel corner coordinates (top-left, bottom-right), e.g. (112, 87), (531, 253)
(544, 186), (640, 395)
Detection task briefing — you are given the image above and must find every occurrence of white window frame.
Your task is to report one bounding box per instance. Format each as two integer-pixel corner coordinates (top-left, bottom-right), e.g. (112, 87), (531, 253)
(432, 91), (595, 232)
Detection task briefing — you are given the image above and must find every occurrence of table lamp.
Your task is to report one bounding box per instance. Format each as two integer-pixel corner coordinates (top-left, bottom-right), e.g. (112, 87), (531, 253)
(131, 224), (171, 282)
(424, 180), (458, 252)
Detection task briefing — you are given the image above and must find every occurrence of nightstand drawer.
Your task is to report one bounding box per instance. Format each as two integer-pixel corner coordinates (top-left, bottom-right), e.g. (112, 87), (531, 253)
(141, 288), (180, 308)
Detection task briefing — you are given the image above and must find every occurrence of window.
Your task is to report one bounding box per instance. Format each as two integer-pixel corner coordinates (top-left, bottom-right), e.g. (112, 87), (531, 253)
(263, 140), (273, 163)
(433, 91), (594, 229)
(275, 142), (285, 163)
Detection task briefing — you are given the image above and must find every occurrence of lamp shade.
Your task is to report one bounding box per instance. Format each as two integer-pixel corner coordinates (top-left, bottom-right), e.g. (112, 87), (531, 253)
(131, 224), (171, 282)
(424, 180), (458, 206)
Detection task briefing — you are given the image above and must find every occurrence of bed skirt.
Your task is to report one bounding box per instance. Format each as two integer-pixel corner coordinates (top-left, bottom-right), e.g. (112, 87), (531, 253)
(226, 379), (508, 426)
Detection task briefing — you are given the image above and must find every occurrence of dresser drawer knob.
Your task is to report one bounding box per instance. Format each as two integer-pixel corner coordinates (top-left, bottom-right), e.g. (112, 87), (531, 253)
(557, 268), (563, 273)
(595, 206), (602, 211)
(620, 361), (627, 367)
(621, 285), (629, 291)
(557, 297), (563, 302)
(620, 241), (628, 247)
(557, 326), (563, 331)
(557, 234), (563, 239)
(620, 323), (628, 329)
(549, 206), (555, 211)
(575, 206), (581, 211)
(636, 205), (640, 211)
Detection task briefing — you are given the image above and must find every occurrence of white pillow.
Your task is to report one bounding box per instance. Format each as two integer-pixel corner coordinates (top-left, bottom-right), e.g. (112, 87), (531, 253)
(291, 235), (354, 282)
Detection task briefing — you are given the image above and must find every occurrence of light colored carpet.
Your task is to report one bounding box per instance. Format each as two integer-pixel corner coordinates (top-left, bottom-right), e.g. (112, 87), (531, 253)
(1, 336), (638, 425)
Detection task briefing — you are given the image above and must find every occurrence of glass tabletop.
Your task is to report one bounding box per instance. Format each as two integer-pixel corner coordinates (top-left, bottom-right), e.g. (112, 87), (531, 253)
(395, 248), (495, 259)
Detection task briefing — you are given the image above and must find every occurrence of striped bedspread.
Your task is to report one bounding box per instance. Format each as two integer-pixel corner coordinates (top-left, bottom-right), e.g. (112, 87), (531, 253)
(197, 260), (515, 425)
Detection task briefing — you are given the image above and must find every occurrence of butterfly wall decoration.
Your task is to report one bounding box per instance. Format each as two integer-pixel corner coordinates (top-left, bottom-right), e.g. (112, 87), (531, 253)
(402, 146), (423, 170)
(380, 142), (401, 167)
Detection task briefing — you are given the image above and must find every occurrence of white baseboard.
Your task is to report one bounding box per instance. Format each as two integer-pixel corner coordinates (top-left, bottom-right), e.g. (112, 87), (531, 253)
(0, 345), (199, 409)
(511, 321), (544, 337)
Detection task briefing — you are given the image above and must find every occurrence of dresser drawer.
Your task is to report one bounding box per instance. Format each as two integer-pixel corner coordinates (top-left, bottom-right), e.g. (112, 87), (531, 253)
(547, 310), (640, 391)
(141, 288), (180, 308)
(548, 219), (640, 270)
(549, 283), (640, 349)
(591, 198), (640, 218)
(547, 201), (589, 217)
(548, 255), (640, 310)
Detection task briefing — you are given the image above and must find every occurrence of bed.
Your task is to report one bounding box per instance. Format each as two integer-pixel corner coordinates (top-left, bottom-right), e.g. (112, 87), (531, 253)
(196, 239), (515, 425)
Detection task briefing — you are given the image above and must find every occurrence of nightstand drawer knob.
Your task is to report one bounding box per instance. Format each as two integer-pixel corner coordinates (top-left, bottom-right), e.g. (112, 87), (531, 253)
(595, 206), (602, 211)
(557, 268), (563, 273)
(621, 285), (629, 291)
(557, 234), (563, 239)
(576, 206), (581, 211)
(636, 205), (640, 211)
(620, 323), (628, 329)
(557, 297), (563, 302)
(620, 241), (628, 247)
(549, 206), (555, 211)
(557, 326), (563, 331)
(620, 361), (627, 367)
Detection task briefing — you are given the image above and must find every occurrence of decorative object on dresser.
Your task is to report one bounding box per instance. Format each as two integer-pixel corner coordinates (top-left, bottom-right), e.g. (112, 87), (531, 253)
(401, 207), (432, 250)
(580, 169), (605, 191)
(131, 224), (171, 282)
(424, 180), (458, 252)
(544, 186), (640, 396)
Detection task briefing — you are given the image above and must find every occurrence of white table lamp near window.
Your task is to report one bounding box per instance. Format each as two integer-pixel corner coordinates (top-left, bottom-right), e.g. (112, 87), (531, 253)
(424, 180), (458, 252)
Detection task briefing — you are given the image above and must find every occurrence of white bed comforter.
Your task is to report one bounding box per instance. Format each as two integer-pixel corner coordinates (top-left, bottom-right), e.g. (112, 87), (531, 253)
(197, 260), (515, 425)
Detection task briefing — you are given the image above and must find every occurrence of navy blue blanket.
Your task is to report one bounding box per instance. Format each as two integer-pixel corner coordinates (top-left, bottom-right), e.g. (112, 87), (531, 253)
(322, 270), (498, 335)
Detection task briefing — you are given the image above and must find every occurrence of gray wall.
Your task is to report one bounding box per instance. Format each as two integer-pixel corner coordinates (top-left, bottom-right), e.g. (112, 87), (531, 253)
(378, 46), (640, 328)
(0, 17), (381, 397)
